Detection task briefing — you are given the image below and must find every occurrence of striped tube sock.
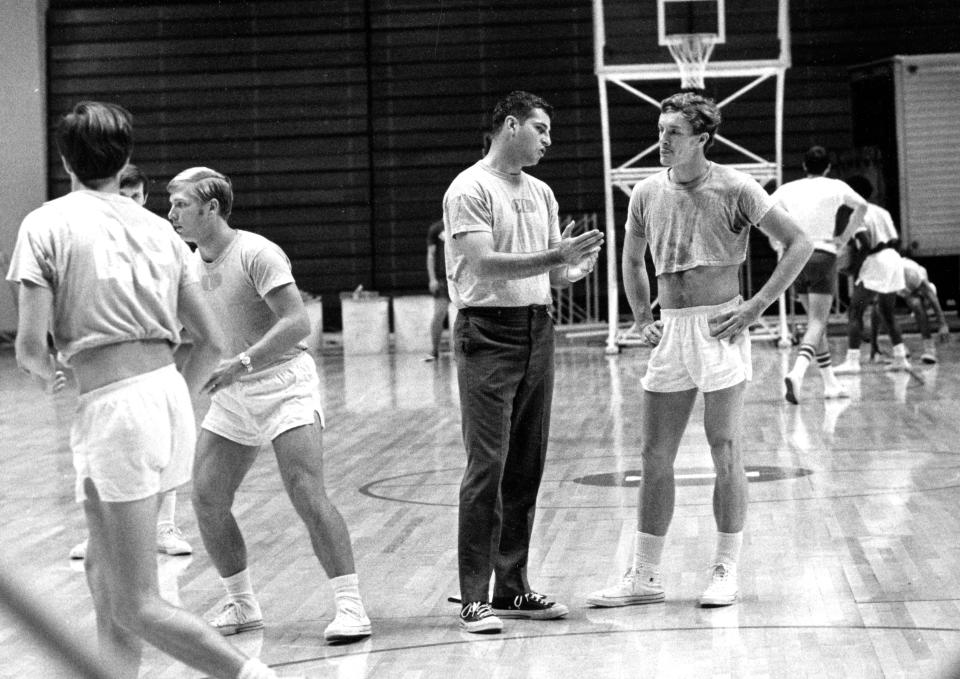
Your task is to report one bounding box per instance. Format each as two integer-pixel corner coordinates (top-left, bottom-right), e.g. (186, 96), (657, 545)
(791, 343), (815, 379)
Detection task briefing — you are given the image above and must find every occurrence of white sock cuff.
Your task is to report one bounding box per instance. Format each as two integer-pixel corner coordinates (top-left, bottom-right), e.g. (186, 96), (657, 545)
(238, 657), (276, 679)
(223, 569), (256, 599)
(715, 531), (743, 566)
(893, 343), (907, 357)
(331, 573), (360, 594)
(634, 531), (666, 569)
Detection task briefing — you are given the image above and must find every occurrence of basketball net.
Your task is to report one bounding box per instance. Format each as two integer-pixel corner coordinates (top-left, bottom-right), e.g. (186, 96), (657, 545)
(667, 34), (716, 90)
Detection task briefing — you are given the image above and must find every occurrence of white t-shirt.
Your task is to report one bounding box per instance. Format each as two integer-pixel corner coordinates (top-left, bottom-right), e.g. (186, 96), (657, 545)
(627, 163), (774, 275)
(193, 229), (305, 375)
(442, 161), (561, 308)
(771, 176), (867, 254)
(6, 190), (196, 364)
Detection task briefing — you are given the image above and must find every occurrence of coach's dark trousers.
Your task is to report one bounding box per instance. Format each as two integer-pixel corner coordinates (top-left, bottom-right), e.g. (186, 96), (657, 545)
(454, 304), (554, 604)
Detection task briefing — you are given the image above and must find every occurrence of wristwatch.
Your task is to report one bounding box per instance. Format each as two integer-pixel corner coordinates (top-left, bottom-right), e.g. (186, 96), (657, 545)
(238, 352), (253, 373)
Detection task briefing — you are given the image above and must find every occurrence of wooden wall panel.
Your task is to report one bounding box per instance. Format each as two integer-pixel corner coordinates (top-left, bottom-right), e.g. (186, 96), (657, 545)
(45, 0), (960, 323)
(46, 0), (372, 323)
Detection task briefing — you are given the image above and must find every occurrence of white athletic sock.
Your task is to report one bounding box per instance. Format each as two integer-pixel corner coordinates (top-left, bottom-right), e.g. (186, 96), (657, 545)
(821, 366), (841, 391)
(892, 343), (907, 358)
(223, 569), (259, 610)
(633, 532), (666, 571)
(237, 657), (277, 679)
(156, 490), (176, 527)
(331, 573), (365, 611)
(846, 348), (861, 363)
(713, 531), (743, 567)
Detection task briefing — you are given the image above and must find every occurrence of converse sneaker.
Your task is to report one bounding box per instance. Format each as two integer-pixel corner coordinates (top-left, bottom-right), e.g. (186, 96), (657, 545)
(69, 539), (88, 560)
(156, 525), (192, 556)
(458, 601), (503, 634)
(699, 563), (738, 608)
(208, 599), (264, 636)
(585, 567), (665, 608)
(323, 601), (372, 643)
(491, 592), (569, 620)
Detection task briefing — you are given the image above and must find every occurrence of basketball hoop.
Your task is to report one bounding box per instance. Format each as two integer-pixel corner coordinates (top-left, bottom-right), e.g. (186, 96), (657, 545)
(666, 34), (716, 90)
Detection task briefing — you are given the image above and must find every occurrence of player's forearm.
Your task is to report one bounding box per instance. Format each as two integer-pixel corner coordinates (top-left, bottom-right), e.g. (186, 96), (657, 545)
(471, 248), (565, 279)
(244, 313), (312, 365)
(837, 204), (867, 246)
(752, 233), (814, 313)
(15, 338), (55, 383)
(623, 261), (655, 326)
(925, 289), (949, 325)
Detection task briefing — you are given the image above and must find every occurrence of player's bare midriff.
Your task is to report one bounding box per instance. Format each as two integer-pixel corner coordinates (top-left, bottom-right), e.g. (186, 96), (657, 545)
(71, 340), (175, 394)
(657, 263), (741, 309)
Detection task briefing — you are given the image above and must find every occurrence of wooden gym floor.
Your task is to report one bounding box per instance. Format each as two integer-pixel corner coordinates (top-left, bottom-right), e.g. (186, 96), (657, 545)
(2, 333), (960, 678)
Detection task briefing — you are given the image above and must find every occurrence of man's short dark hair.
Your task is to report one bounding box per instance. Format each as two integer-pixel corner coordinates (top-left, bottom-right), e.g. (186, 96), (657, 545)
(490, 91), (553, 134)
(119, 163), (149, 192)
(660, 92), (721, 150)
(55, 101), (132, 186)
(803, 146), (831, 175)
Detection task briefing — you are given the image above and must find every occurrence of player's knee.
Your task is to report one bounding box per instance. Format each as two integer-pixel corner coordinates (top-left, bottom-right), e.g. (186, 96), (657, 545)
(110, 592), (162, 634)
(640, 450), (674, 481)
(191, 484), (233, 517)
(707, 435), (740, 468)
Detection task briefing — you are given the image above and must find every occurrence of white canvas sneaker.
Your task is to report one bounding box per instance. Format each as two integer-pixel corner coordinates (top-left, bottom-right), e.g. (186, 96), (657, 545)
(586, 567), (665, 607)
(699, 563), (738, 608)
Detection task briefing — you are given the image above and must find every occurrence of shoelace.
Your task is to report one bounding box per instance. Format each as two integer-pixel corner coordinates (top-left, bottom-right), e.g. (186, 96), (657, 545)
(334, 600), (367, 620)
(214, 601), (246, 623)
(461, 602), (494, 619)
(710, 564), (731, 581)
(513, 592), (548, 607)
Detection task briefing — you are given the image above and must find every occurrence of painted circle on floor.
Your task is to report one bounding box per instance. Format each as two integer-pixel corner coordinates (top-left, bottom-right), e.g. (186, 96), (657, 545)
(573, 465), (813, 487)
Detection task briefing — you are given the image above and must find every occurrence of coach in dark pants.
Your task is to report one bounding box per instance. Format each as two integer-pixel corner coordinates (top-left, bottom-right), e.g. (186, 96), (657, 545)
(456, 305), (553, 604)
(441, 91), (603, 633)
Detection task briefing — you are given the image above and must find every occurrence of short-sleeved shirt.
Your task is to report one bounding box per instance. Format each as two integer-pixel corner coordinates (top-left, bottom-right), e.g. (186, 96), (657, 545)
(771, 176), (866, 254)
(6, 190), (196, 364)
(193, 229), (305, 375)
(442, 160), (561, 308)
(626, 163), (774, 275)
(856, 203), (899, 249)
(901, 258), (928, 294)
(426, 219), (446, 280)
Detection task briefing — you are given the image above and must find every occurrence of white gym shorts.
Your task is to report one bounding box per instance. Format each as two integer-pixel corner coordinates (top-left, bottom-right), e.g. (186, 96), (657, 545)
(640, 297), (752, 393)
(71, 364), (195, 503)
(202, 351), (325, 447)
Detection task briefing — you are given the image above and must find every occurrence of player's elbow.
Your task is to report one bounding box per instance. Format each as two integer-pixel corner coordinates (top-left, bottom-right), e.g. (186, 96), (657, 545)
(291, 309), (311, 341)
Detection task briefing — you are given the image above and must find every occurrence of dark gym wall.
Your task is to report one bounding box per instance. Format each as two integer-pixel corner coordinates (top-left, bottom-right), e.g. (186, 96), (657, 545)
(45, 1), (960, 325)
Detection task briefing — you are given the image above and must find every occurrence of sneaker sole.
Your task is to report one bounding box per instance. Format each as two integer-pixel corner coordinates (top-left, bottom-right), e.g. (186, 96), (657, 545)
(699, 594), (738, 608)
(459, 620), (503, 634)
(783, 376), (798, 405)
(212, 619), (264, 636)
(586, 592), (665, 608)
(158, 546), (192, 556)
(324, 626), (372, 643)
(491, 603), (569, 620)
